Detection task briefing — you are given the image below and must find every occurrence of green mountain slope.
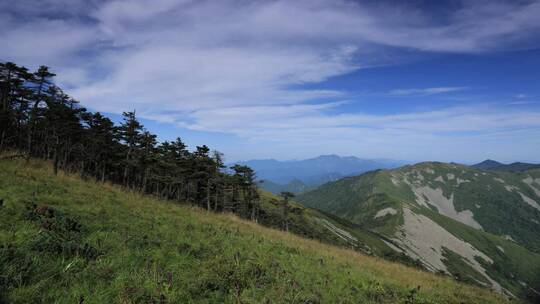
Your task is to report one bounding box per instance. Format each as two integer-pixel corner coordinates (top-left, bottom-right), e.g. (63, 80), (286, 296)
(259, 179), (313, 195)
(297, 162), (540, 301)
(0, 158), (511, 303)
(472, 160), (540, 172)
(472, 160), (505, 170)
(256, 190), (420, 267)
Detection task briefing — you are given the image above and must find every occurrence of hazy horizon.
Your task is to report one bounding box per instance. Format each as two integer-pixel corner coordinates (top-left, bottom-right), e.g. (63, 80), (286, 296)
(232, 154), (540, 167)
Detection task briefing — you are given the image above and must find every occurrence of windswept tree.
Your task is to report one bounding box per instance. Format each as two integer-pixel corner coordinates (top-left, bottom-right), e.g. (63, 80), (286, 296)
(231, 164), (259, 220)
(0, 62), (32, 150)
(279, 191), (295, 232)
(119, 111), (143, 187)
(210, 151), (226, 211)
(81, 112), (119, 182)
(27, 66), (56, 157)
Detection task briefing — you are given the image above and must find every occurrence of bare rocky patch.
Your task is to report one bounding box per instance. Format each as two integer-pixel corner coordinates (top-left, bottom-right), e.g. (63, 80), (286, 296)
(410, 185), (483, 230)
(523, 176), (540, 198)
(503, 235), (516, 242)
(374, 207), (398, 219)
(494, 178), (505, 184)
(456, 178), (470, 186)
(505, 185), (518, 192)
(390, 174), (401, 186)
(518, 192), (540, 211)
(392, 208), (502, 293)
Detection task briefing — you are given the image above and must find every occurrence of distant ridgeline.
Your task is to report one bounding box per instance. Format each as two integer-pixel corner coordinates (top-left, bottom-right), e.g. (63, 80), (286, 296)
(0, 61), (266, 221)
(235, 155), (407, 194)
(471, 159), (540, 172)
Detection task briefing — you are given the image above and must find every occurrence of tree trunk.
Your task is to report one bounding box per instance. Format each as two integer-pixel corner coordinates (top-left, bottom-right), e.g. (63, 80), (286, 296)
(101, 165), (106, 183)
(142, 167), (149, 193)
(53, 136), (59, 175)
(206, 179), (211, 210)
(0, 129), (5, 152)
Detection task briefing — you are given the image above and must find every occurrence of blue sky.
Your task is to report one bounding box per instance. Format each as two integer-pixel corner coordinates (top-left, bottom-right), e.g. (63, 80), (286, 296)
(2, 0), (540, 163)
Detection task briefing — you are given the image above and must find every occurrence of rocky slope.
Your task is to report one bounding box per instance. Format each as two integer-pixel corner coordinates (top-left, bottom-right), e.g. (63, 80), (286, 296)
(297, 162), (540, 301)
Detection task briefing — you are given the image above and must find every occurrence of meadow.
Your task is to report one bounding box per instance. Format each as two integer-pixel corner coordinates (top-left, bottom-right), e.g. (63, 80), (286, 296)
(0, 158), (510, 303)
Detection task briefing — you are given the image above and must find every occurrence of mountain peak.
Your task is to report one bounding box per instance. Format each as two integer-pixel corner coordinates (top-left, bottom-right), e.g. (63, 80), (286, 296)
(236, 155), (405, 188)
(471, 159), (540, 172)
(315, 154), (343, 160)
(471, 159), (504, 170)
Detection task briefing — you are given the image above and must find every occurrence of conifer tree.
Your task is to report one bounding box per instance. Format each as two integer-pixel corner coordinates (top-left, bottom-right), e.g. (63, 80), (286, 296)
(279, 191), (295, 232)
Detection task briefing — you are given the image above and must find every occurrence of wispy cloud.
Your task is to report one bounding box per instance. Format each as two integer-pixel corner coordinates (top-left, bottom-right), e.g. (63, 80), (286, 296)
(507, 94), (536, 105)
(184, 103), (540, 136)
(389, 87), (468, 96)
(507, 100), (537, 105)
(182, 102), (540, 161)
(1, 0), (540, 161)
(2, 0), (540, 117)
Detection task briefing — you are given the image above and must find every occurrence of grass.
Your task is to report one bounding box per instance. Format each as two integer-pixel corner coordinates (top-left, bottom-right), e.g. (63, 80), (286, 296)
(0, 158), (510, 303)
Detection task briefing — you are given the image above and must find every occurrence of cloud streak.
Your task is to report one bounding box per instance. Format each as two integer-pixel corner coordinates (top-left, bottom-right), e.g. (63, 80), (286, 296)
(2, 0), (540, 114)
(186, 103), (540, 162)
(389, 87), (468, 96)
(1, 0), (540, 161)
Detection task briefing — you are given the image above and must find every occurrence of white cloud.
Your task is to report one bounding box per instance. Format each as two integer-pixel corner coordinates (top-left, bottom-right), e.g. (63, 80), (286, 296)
(183, 103), (540, 137)
(1, 0), (540, 161)
(2, 0), (540, 115)
(389, 87), (468, 96)
(192, 103), (540, 162)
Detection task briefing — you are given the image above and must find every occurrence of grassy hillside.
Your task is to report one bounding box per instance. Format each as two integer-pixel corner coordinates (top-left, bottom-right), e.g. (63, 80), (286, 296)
(0, 158), (511, 303)
(256, 190), (420, 267)
(297, 162), (540, 301)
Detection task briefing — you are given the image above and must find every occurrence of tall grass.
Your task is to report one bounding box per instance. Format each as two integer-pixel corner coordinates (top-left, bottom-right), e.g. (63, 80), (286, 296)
(0, 158), (510, 303)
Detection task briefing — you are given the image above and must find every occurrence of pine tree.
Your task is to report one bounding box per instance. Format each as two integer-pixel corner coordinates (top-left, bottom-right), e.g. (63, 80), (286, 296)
(119, 111), (143, 187)
(279, 191), (295, 232)
(27, 66), (55, 157)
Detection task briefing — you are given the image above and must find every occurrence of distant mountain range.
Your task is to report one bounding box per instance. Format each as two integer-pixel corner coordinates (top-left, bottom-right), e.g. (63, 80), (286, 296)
(259, 179), (313, 195)
(472, 159), (540, 172)
(233, 155), (407, 194)
(296, 161), (540, 299)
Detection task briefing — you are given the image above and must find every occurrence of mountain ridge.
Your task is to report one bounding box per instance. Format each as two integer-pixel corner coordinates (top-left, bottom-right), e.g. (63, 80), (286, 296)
(297, 161), (540, 300)
(472, 159), (540, 172)
(234, 155), (407, 193)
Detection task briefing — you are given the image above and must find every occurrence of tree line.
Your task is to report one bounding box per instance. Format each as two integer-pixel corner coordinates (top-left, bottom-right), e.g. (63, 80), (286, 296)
(0, 61), (268, 222)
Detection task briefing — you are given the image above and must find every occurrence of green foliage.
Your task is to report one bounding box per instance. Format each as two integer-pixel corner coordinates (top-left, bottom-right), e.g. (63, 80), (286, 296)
(441, 248), (489, 286)
(259, 179), (312, 195)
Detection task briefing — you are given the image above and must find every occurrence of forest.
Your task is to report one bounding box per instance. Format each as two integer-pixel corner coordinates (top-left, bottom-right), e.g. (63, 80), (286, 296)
(0, 61), (271, 222)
